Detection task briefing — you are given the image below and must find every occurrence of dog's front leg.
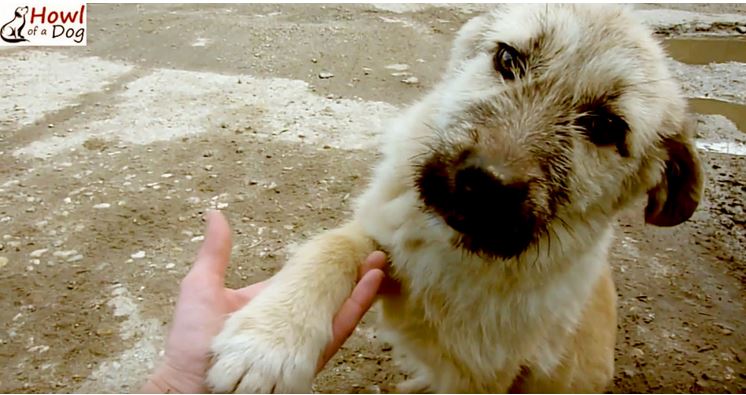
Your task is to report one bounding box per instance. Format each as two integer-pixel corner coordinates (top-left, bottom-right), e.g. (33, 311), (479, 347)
(206, 221), (375, 393)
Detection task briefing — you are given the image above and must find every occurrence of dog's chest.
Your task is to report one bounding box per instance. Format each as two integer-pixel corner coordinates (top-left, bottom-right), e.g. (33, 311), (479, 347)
(377, 240), (603, 375)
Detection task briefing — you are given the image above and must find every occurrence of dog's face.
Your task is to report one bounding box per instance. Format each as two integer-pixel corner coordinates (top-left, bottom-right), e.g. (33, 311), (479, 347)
(414, 5), (703, 259)
(15, 7), (28, 17)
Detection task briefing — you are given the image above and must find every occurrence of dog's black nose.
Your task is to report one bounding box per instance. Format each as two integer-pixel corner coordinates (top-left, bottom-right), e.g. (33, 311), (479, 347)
(453, 166), (529, 219)
(448, 166), (535, 257)
(416, 151), (537, 258)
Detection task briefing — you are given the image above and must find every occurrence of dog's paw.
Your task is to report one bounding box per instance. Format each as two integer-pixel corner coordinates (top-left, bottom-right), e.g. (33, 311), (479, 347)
(206, 312), (321, 393)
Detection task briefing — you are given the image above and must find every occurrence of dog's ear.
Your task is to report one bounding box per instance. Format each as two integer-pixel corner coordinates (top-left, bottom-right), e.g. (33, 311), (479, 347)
(644, 118), (704, 227)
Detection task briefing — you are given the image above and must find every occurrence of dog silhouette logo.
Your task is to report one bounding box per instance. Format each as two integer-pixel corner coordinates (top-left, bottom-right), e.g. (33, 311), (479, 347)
(1, 6), (29, 43)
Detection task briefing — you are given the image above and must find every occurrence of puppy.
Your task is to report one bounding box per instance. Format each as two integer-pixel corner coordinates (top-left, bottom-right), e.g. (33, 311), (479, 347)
(206, 4), (703, 393)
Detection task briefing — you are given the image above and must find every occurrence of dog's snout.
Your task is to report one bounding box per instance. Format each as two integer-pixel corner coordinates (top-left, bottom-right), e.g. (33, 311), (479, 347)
(417, 149), (538, 258)
(452, 147), (529, 203)
(454, 165), (528, 210)
(454, 166), (491, 196)
(452, 164), (529, 222)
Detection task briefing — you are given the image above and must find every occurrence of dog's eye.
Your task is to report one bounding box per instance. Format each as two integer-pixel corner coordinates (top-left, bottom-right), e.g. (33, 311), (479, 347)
(577, 108), (630, 157)
(493, 44), (522, 80)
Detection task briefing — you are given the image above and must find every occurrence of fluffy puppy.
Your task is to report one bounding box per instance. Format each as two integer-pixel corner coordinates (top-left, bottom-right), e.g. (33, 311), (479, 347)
(206, 4), (703, 393)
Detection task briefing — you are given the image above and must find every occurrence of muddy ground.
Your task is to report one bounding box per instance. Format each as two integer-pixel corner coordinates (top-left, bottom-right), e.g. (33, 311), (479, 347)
(0, 3), (744, 394)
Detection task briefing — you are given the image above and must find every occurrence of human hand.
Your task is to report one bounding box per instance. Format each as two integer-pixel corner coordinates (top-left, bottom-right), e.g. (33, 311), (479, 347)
(140, 210), (387, 393)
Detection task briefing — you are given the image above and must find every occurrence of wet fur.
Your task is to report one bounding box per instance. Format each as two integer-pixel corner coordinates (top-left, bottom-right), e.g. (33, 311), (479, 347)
(207, 4), (703, 393)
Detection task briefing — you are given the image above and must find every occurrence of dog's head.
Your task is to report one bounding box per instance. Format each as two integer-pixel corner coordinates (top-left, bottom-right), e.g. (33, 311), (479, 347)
(15, 6), (28, 17)
(414, 5), (703, 259)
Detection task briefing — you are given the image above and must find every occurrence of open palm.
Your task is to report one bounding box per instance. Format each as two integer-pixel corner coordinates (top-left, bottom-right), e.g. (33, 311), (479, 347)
(141, 211), (386, 393)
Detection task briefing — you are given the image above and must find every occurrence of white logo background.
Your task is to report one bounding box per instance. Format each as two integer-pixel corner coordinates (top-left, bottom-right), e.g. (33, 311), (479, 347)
(0, 1), (86, 46)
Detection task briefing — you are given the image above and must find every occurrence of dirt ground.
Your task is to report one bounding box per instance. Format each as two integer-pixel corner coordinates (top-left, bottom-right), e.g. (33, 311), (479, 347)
(0, 3), (744, 394)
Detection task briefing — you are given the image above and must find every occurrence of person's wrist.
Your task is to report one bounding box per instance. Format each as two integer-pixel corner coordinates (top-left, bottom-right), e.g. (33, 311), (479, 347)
(141, 359), (206, 394)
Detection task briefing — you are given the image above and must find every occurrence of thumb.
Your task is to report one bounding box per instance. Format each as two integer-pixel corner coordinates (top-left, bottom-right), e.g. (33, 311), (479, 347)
(191, 210), (233, 280)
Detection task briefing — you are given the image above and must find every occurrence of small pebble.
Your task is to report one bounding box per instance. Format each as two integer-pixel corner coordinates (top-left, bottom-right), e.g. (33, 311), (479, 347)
(191, 236), (205, 242)
(318, 71), (334, 79)
(53, 250), (77, 258)
(385, 63), (409, 71)
(67, 254), (84, 262)
(93, 203), (111, 209)
(131, 251), (146, 259)
(30, 249), (48, 258)
(402, 76), (419, 85)
(165, 263), (176, 270)
(96, 328), (113, 336)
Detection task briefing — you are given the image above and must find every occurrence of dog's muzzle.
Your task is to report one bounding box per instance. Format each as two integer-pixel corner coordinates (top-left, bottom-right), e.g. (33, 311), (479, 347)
(416, 149), (538, 258)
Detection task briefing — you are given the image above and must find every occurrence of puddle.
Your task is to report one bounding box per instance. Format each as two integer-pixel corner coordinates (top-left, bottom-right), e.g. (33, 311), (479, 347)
(666, 36), (746, 134)
(696, 140), (746, 156)
(664, 37), (746, 65)
(689, 98), (746, 133)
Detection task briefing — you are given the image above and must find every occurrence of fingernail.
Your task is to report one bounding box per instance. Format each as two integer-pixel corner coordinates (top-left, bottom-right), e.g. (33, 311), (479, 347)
(367, 250), (385, 263)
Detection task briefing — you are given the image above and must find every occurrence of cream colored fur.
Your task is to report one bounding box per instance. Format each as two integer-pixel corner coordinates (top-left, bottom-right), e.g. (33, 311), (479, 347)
(206, 4), (702, 393)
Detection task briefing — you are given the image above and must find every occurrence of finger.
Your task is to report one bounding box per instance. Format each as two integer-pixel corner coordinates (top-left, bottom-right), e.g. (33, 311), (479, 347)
(228, 280), (271, 307)
(357, 251), (387, 280)
(317, 268), (385, 371)
(190, 210), (233, 280)
(359, 251), (400, 296)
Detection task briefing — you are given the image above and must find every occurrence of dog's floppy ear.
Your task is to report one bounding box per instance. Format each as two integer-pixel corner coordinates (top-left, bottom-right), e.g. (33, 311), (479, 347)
(644, 118), (704, 227)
